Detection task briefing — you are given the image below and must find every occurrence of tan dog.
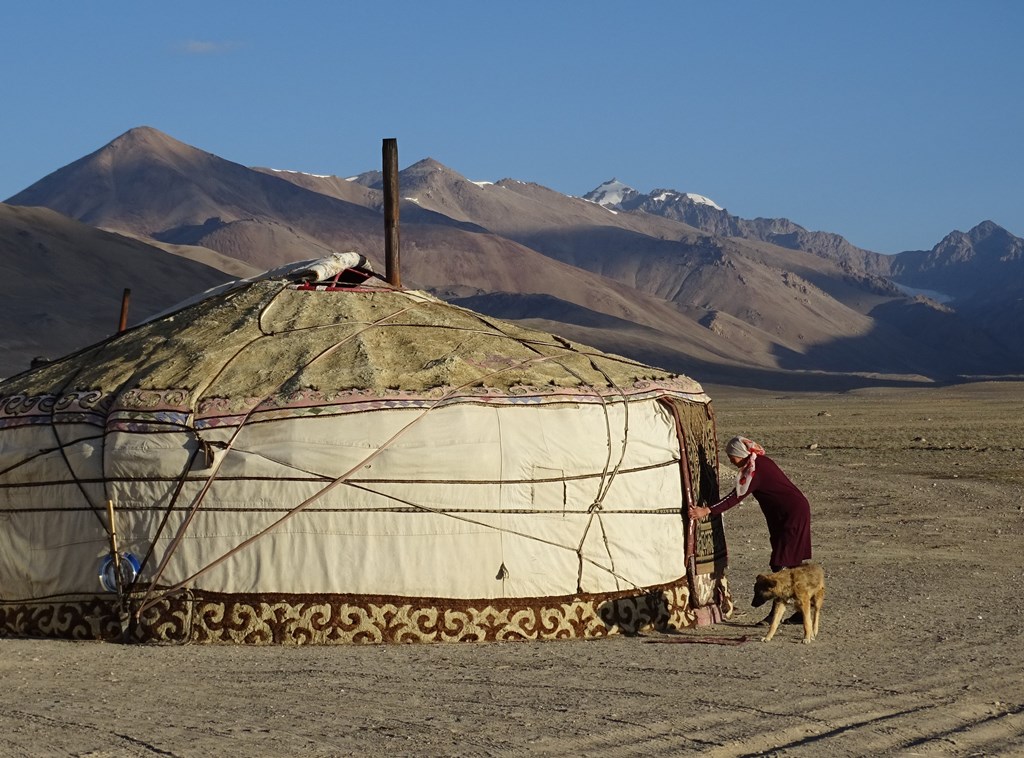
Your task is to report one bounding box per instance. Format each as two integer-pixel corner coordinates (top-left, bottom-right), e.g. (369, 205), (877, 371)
(751, 563), (825, 643)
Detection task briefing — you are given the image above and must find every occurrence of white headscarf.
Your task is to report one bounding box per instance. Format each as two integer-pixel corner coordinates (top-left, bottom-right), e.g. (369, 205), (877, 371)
(726, 436), (765, 497)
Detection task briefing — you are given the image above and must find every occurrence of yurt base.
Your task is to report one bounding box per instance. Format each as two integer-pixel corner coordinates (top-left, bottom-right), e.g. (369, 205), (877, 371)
(0, 576), (732, 644)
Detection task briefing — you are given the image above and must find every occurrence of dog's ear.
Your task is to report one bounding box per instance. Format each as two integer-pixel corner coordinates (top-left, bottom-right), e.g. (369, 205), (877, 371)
(754, 574), (775, 589)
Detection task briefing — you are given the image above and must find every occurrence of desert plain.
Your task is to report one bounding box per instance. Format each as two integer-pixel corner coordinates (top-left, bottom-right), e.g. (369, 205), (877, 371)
(1, 380), (1022, 757)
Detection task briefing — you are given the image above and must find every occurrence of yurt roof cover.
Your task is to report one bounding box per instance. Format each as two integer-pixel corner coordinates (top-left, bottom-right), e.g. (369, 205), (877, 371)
(1, 253), (707, 411)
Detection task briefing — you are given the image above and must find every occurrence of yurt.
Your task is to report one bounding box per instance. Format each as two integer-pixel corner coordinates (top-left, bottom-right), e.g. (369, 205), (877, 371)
(0, 253), (731, 644)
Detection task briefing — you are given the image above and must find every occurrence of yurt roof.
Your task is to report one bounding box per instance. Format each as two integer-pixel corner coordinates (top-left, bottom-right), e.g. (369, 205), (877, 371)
(0, 254), (706, 414)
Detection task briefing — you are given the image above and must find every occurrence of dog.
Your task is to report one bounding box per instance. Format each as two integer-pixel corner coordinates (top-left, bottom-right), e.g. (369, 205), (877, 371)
(751, 563), (825, 643)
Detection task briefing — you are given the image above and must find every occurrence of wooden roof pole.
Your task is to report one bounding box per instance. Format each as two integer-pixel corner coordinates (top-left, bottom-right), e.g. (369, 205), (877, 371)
(383, 138), (401, 287)
(118, 288), (131, 333)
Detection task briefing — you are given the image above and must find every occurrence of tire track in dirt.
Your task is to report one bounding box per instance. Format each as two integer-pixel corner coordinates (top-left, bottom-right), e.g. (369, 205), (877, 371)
(0, 706), (181, 757)
(707, 700), (1024, 757)
(508, 698), (1024, 758)
(694, 663), (1024, 756)
(492, 661), (1024, 758)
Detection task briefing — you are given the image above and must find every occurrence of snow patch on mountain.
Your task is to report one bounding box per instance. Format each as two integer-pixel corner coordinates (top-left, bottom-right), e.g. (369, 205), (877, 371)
(585, 179), (722, 211)
(267, 168), (333, 179)
(652, 190), (723, 211)
(580, 199), (619, 214)
(585, 179), (637, 207)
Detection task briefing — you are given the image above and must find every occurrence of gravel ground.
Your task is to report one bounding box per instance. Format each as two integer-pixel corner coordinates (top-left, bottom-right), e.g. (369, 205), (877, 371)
(2, 381), (1022, 757)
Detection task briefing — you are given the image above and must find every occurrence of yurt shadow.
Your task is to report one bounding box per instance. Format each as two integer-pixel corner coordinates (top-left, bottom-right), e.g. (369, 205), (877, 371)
(597, 589), (672, 636)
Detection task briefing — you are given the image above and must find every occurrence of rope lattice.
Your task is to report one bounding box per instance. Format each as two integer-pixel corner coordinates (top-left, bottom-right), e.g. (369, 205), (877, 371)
(17, 283), (696, 615)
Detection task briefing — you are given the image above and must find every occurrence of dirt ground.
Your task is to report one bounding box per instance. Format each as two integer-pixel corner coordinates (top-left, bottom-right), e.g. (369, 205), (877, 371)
(1, 381), (1022, 757)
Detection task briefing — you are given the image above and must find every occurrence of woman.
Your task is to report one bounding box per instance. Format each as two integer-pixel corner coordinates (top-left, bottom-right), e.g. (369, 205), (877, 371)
(687, 436), (812, 573)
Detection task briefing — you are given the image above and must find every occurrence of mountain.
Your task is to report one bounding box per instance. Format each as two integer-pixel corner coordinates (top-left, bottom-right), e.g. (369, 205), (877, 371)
(2, 131), (764, 383)
(272, 158), (993, 378)
(584, 179), (1024, 317)
(6, 126), (395, 272)
(409, 169), (1019, 377)
(584, 178), (893, 278)
(4, 126), (1023, 386)
(889, 220), (1024, 300)
(0, 203), (245, 377)
(888, 220), (1024, 356)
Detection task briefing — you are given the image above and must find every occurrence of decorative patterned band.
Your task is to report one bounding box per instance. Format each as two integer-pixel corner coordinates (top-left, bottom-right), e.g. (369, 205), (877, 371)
(0, 382), (709, 431)
(0, 575), (731, 644)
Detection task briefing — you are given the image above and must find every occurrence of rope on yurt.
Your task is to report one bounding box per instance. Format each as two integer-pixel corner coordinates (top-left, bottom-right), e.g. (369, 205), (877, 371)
(45, 363), (111, 532)
(340, 481), (649, 591)
(135, 287), (682, 613)
(462, 312), (637, 593)
(427, 329), (638, 590)
(130, 445), (203, 590)
(136, 291), (434, 614)
(0, 432), (103, 480)
(137, 349), (632, 612)
(581, 346), (635, 591)
(2, 329), (210, 610)
(521, 333), (633, 594)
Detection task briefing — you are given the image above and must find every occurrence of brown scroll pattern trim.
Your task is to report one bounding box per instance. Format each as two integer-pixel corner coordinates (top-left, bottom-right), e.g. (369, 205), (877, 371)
(0, 597), (123, 640)
(0, 575), (733, 645)
(162, 580), (703, 644)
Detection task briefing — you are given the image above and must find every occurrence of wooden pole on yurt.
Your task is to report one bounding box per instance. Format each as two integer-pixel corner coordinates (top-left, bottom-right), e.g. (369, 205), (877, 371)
(106, 499), (123, 597)
(118, 288), (131, 333)
(383, 138), (401, 287)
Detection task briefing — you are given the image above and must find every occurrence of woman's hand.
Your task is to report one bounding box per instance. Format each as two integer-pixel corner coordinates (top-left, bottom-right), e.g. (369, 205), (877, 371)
(688, 505), (712, 520)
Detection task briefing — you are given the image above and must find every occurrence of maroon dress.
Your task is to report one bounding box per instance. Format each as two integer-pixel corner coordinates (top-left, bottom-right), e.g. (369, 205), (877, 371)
(707, 455), (812, 570)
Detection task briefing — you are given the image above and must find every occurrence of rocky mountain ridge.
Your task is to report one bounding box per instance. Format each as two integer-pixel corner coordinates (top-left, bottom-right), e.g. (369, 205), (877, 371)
(586, 179), (894, 280)
(3, 126), (1022, 385)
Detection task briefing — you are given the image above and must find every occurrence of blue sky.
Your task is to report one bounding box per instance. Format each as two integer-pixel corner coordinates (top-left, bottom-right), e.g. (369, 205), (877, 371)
(2, 1), (1022, 254)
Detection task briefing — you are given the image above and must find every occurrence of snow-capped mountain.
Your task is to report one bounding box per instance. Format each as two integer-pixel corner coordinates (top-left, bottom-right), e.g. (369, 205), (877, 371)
(4, 126), (1024, 384)
(585, 179), (723, 212)
(584, 178), (889, 276)
(581, 178), (642, 209)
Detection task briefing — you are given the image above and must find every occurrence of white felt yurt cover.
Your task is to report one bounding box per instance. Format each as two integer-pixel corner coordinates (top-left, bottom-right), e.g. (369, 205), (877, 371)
(0, 254), (730, 643)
